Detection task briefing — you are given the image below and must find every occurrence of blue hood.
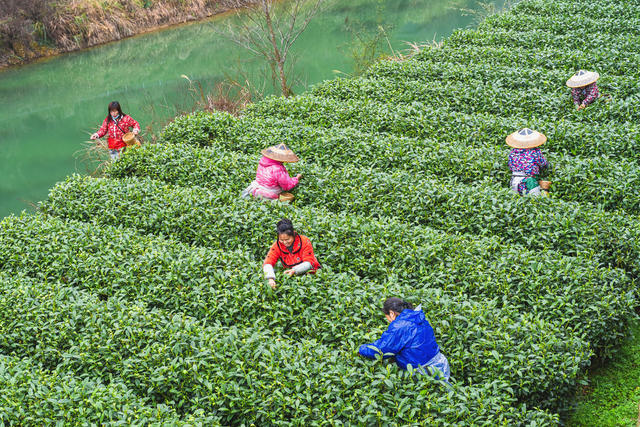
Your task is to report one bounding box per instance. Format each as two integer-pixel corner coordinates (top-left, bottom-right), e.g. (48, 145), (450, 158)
(395, 306), (426, 325)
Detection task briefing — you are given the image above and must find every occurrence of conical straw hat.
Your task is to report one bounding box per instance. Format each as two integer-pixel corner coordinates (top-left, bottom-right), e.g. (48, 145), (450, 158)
(566, 70), (599, 88)
(261, 143), (299, 163)
(506, 128), (547, 149)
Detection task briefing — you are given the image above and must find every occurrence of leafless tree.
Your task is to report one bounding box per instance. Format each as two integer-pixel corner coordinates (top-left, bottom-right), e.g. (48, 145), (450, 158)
(222, 0), (325, 97)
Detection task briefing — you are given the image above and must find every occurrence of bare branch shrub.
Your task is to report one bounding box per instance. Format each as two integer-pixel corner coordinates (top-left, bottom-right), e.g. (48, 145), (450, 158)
(221, 0), (325, 97)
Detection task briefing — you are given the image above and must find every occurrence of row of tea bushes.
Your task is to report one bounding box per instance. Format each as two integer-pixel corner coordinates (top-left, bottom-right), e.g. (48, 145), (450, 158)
(242, 96), (639, 160)
(135, 124), (640, 215)
(312, 74), (640, 125)
(36, 177), (636, 356)
(364, 60), (639, 97)
(418, 43), (640, 77)
(513, 0), (640, 20)
(40, 174), (633, 273)
(312, 77), (573, 120)
(161, 101), (640, 161)
(486, 11), (640, 36)
(0, 274), (560, 423)
(0, 354), (191, 425)
(447, 29), (637, 63)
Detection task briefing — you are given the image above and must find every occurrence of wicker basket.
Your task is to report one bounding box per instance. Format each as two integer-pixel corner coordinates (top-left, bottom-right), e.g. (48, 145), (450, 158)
(539, 180), (551, 190)
(279, 192), (295, 202)
(123, 132), (141, 147)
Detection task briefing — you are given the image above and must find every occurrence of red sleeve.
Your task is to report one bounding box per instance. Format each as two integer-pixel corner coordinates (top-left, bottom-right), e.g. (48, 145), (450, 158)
(263, 241), (281, 266)
(96, 117), (109, 138)
(124, 115), (141, 132)
(300, 236), (320, 270)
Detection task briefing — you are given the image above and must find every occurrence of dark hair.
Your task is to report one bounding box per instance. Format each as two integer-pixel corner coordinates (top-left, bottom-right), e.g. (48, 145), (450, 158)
(276, 218), (295, 237)
(383, 297), (414, 315)
(107, 101), (124, 122)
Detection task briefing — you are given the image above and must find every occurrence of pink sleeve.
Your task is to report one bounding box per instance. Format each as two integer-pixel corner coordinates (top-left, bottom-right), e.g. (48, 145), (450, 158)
(275, 166), (299, 191)
(96, 117), (109, 138)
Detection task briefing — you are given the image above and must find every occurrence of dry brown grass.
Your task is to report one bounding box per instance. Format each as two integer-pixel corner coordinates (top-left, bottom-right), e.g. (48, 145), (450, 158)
(1, 0), (253, 68)
(383, 40), (442, 63)
(181, 74), (252, 116)
(74, 136), (117, 176)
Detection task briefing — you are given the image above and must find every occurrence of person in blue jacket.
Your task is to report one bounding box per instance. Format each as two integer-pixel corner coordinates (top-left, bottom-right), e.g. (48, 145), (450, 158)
(359, 297), (450, 382)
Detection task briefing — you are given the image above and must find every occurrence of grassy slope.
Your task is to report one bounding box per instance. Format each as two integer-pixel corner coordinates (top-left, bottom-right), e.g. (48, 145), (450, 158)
(568, 321), (640, 427)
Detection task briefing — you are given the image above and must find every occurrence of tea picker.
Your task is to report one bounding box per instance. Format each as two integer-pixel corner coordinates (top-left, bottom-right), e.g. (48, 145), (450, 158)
(241, 143), (301, 202)
(567, 70), (600, 110)
(263, 219), (321, 289)
(507, 128), (550, 197)
(90, 101), (141, 161)
(359, 297), (451, 383)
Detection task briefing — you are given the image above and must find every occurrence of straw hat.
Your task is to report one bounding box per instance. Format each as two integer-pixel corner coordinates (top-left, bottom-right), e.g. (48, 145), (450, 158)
(261, 143), (299, 163)
(566, 70), (599, 88)
(506, 128), (547, 149)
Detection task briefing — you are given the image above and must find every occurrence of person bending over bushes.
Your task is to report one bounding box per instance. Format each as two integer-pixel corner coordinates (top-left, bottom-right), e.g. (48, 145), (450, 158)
(242, 143), (302, 202)
(263, 219), (320, 289)
(359, 297), (451, 382)
(507, 128), (550, 197)
(566, 70), (600, 110)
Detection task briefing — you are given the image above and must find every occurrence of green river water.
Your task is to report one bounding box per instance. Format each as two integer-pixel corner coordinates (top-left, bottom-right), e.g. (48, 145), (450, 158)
(0, 0), (502, 218)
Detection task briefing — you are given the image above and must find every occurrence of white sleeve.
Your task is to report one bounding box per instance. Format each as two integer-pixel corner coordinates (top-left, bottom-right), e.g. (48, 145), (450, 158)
(263, 264), (276, 280)
(292, 261), (312, 275)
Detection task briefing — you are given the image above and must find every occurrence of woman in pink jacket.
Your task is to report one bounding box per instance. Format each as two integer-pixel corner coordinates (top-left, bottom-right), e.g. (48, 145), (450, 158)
(242, 143), (302, 200)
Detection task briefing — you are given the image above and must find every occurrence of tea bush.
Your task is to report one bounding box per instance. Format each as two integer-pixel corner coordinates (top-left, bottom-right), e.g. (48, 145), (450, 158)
(111, 136), (640, 215)
(37, 177), (637, 359)
(4, 209), (634, 343)
(48, 173), (639, 278)
(2, 0), (640, 423)
(0, 273), (560, 424)
(0, 355), (193, 425)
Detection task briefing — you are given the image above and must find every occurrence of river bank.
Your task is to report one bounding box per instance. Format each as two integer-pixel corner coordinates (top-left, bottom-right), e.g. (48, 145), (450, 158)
(0, 0), (252, 69)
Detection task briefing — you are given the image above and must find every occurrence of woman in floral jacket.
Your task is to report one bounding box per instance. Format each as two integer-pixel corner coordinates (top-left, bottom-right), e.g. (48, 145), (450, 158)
(507, 128), (549, 197)
(566, 70), (600, 110)
(91, 101), (140, 160)
(242, 143), (301, 200)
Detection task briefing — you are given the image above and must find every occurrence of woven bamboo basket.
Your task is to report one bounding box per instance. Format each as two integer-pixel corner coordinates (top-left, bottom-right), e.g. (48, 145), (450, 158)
(279, 192), (295, 202)
(123, 132), (141, 147)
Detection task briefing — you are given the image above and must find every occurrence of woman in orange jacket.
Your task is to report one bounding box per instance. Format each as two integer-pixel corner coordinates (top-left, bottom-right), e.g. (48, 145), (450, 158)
(263, 218), (321, 289)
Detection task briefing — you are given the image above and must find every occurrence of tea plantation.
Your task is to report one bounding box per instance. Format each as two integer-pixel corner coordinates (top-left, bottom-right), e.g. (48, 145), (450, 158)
(1, 0), (639, 424)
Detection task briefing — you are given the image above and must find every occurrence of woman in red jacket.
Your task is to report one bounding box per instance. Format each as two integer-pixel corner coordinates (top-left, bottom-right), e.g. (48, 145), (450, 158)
(90, 101), (140, 160)
(263, 218), (321, 289)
